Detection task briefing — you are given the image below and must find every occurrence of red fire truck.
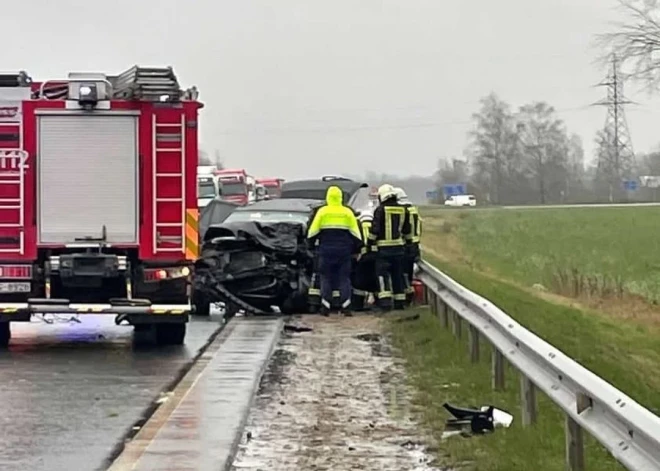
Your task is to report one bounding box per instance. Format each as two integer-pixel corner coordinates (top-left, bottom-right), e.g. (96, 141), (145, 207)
(215, 168), (255, 205)
(255, 177), (284, 199)
(0, 66), (202, 347)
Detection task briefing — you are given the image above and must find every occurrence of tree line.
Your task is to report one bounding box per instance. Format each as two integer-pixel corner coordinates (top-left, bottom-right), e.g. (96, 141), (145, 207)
(435, 1), (660, 206)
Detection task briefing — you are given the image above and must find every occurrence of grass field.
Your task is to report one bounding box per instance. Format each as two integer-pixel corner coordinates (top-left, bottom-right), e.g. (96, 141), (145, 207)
(386, 205), (660, 470)
(421, 206), (660, 326)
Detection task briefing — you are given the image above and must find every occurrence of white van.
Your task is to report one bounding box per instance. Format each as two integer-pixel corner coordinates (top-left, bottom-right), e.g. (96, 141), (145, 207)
(444, 194), (477, 207)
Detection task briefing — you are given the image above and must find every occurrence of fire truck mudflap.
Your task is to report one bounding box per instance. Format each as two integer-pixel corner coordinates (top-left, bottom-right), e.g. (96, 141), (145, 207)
(0, 67), (202, 348)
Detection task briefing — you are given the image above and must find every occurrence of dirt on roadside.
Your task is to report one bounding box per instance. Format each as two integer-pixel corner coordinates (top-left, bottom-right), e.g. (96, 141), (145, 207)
(230, 314), (445, 471)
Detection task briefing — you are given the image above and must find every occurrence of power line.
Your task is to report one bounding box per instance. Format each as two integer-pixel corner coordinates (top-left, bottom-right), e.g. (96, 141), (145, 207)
(215, 105), (597, 135)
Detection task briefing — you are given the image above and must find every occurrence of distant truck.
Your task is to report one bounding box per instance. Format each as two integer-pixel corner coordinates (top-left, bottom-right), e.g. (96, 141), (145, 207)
(255, 177), (284, 199)
(0, 66), (203, 347)
(197, 166), (221, 208)
(215, 168), (256, 205)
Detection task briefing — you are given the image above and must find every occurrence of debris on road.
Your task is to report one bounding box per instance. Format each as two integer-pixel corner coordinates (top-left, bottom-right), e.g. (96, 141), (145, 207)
(230, 315), (442, 470)
(283, 322), (313, 333)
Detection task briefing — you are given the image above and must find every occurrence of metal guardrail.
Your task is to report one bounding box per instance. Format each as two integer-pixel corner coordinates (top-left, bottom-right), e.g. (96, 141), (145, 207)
(416, 259), (660, 471)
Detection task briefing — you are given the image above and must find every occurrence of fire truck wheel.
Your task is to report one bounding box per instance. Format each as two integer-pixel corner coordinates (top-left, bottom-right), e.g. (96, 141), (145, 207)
(155, 323), (186, 346)
(0, 322), (10, 348)
(192, 291), (210, 316)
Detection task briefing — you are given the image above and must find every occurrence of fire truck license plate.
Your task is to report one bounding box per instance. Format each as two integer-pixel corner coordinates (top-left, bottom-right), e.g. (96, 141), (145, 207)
(0, 282), (30, 293)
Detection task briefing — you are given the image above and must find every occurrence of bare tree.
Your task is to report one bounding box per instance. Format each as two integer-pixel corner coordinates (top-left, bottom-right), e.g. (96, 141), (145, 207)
(467, 93), (521, 204)
(516, 102), (570, 204)
(596, 0), (660, 90)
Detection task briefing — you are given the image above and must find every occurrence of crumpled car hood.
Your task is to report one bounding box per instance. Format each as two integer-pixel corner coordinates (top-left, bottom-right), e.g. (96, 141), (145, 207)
(195, 220), (312, 315)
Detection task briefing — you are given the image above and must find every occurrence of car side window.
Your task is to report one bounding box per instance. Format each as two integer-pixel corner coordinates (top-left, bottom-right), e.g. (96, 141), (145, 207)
(350, 187), (371, 211)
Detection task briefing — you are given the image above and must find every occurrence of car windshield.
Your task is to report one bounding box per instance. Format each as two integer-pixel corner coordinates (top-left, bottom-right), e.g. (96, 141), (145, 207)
(221, 182), (247, 196)
(224, 210), (309, 224)
(198, 181), (216, 198)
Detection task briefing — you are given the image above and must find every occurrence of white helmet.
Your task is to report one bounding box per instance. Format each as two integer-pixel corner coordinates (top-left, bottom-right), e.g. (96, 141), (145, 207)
(358, 209), (373, 222)
(394, 187), (410, 204)
(377, 184), (397, 203)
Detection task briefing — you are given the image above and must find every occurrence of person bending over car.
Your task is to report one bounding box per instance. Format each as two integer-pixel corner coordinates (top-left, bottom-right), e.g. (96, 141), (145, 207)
(306, 185), (363, 315)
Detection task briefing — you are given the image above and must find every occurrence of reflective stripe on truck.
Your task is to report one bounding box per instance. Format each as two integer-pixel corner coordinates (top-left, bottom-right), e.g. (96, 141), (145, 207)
(0, 302), (191, 315)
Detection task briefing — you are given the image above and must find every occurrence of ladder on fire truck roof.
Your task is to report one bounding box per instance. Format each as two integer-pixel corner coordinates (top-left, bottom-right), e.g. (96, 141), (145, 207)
(0, 72), (32, 87)
(111, 66), (183, 102)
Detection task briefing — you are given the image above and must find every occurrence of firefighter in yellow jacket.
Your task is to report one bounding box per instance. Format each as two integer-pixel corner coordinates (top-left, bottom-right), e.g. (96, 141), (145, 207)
(307, 186), (363, 315)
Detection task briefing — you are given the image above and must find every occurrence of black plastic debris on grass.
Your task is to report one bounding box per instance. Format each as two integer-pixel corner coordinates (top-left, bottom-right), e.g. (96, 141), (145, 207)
(443, 403), (513, 436)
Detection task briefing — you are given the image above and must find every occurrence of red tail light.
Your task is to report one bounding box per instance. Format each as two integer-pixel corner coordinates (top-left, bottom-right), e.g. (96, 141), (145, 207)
(0, 264), (32, 279)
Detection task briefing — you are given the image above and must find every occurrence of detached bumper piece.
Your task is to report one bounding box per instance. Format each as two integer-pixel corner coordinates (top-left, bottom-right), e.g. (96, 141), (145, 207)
(0, 298), (191, 315)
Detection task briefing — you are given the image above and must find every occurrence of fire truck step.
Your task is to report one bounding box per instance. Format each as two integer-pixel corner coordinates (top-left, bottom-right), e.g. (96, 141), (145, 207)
(155, 173), (183, 177)
(155, 148), (182, 152)
(109, 298), (152, 307)
(155, 198), (182, 202)
(28, 298), (70, 305)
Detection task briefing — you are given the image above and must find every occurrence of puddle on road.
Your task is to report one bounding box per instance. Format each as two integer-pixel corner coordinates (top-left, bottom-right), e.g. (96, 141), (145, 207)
(231, 315), (449, 470)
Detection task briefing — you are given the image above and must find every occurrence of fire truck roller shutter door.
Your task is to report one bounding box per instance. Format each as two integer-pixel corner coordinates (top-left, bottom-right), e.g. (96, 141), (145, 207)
(37, 113), (139, 244)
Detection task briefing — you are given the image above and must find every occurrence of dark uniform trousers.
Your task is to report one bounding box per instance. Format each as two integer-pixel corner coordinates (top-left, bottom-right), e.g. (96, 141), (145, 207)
(308, 252), (342, 312)
(351, 251), (378, 310)
(318, 252), (352, 310)
(376, 246), (406, 310)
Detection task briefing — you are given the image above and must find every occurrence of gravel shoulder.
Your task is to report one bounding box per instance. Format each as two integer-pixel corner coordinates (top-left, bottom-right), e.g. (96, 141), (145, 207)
(230, 313), (441, 470)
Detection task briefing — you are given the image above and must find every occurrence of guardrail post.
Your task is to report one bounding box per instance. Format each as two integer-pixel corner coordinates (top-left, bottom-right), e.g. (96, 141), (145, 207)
(429, 290), (437, 315)
(451, 310), (462, 338)
(441, 302), (449, 328)
(520, 376), (537, 426)
(491, 349), (505, 390)
(565, 416), (585, 470)
(422, 284), (429, 305)
(468, 325), (479, 362)
(433, 295), (443, 320)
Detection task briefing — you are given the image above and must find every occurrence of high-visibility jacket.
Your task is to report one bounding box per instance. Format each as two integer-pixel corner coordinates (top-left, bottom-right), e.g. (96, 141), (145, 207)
(307, 186), (362, 256)
(358, 218), (377, 255)
(402, 203), (422, 244)
(367, 198), (412, 249)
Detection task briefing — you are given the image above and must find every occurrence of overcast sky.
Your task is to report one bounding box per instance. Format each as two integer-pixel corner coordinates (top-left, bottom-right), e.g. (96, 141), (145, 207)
(7, 0), (660, 180)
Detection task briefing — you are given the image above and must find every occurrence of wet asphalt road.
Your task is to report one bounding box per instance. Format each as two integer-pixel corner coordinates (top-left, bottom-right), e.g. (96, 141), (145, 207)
(0, 312), (224, 471)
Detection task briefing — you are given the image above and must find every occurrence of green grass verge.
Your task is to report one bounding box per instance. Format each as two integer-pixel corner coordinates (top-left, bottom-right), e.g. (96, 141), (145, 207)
(388, 258), (660, 470)
(454, 206), (660, 301)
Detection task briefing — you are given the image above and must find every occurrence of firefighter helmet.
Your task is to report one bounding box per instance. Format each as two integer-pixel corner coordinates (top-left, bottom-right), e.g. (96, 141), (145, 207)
(358, 210), (373, 222)
(377, 184), (396, 202)
(394, 187), (410, 204)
